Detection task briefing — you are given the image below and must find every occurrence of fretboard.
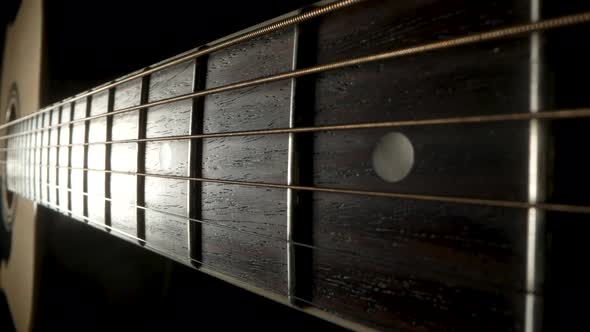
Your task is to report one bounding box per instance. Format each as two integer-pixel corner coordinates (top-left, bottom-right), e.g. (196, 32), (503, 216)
(3, 0), (590, 331)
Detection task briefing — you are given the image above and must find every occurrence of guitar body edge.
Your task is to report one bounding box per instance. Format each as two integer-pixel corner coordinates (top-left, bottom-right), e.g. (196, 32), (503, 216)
(0, 0), (44, 330)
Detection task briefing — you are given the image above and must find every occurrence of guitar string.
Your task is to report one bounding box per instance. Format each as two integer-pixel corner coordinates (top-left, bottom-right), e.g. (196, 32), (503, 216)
(1, 108), (590, 152)
(40, 201), (299, 299)
(0, 0), (366, 132)
(0, 10), (589, 139)
(42, 199), (408, 329)
(35, 181), (534, 296)
(41, 199), (531, 332)
(6, 161), (590, 214)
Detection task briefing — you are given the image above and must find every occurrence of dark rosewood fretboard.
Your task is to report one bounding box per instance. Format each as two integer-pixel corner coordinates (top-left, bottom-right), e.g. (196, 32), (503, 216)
(3, 0), (590, 331)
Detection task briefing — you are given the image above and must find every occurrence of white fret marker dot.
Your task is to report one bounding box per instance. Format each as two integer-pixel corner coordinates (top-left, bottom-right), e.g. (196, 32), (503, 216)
(372, 132), (414, 183)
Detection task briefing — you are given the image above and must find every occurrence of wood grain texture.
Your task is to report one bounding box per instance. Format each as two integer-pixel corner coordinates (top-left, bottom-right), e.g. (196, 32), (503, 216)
(110, 79), (142, 237)
(140, 60), (195, 257)
(295, 0), (532, 330)
(147, 61), (193, 138)
(198, 28), (296, 295)
(311, 123), (529, 200)
(144, 177), (188, 259)
(311, 249), (524, 332)
(145, 209), (189, 262)
(310, 192), (527, 331)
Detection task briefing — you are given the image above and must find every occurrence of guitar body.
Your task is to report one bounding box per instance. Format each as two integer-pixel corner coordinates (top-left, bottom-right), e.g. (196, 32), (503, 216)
(0, 0), (43, 330)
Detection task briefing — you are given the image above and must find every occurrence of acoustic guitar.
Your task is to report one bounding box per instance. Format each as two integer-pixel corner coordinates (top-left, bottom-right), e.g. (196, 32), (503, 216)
(2, 0), (590, 330)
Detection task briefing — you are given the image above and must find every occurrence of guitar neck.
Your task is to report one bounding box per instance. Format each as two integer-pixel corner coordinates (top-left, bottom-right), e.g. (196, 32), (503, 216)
(3, 0), (590, 330)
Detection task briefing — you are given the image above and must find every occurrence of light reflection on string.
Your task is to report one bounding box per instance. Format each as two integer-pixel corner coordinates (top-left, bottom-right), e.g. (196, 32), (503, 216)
(0, 10), (589, 139)
(6, 161), (590, 214)
(37, 181), (533, 295)
(1, 108), (590, 152)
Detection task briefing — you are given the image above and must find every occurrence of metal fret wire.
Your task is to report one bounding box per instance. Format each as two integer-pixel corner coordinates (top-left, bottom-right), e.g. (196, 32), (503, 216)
(525, 1), (543, 331)
(0, 10), (589, 141)
(1, 108), (590, 152)
(40, 198), (388, 332)
(38, 180), (531, 294)
(286, 21), (300, 304)
(11, 171), (372, 327)
(7, 161), (590, 215)
(0, 0), (365, 132)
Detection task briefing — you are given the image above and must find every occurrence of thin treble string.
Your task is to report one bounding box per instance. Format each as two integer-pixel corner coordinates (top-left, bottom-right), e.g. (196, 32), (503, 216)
(1, 10), (590, 138)
(13, 161), (590, 214)
(1, 108), (590, 151)
(0, 0), (366, 132)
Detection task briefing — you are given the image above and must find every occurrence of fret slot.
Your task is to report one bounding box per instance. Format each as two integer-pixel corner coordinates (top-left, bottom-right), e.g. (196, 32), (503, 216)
(143, 60), (194, 256)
